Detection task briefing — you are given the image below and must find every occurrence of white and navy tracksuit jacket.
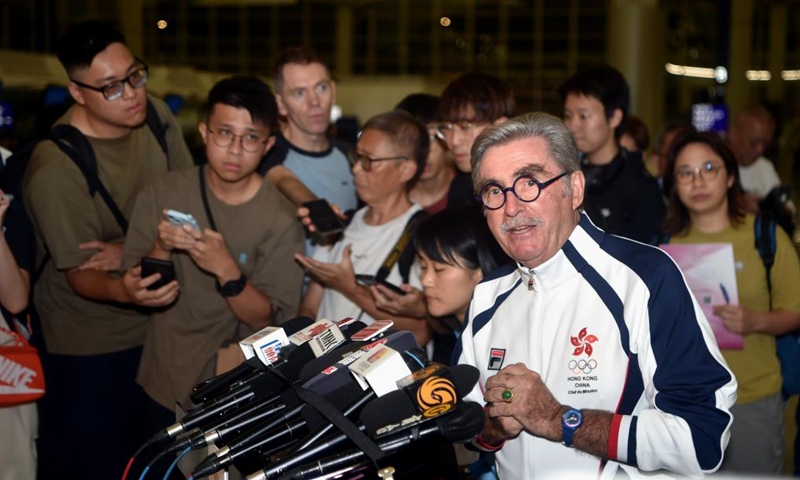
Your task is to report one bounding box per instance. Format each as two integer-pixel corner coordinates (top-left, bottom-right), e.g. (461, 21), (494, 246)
(456, 214), (737, 480)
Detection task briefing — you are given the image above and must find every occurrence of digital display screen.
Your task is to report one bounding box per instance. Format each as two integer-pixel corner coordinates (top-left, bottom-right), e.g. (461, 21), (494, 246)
(0, 101), (13, 131)
(43, 85), (70, 107)
(164, 94), (184, 114)
(691, 103), (728, 133)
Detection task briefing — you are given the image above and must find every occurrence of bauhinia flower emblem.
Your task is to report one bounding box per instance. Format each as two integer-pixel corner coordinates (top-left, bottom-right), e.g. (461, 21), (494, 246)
(570, 327), (598, 357)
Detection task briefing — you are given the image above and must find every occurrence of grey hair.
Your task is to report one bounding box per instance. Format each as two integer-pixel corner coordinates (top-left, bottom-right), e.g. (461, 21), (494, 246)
(471, 112), (581, 190)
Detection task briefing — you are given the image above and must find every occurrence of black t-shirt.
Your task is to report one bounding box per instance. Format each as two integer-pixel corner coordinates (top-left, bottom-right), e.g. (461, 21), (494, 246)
(581, 147), (666, 243)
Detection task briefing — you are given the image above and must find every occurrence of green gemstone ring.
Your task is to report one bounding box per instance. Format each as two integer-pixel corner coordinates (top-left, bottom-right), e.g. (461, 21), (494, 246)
(501, 389), (513, 402)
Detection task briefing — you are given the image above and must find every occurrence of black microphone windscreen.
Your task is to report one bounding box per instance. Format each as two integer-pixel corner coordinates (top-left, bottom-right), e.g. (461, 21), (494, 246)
(281, 316), (316, 335)
(358, 363), (480, 436)
(436, 401), (484, 442)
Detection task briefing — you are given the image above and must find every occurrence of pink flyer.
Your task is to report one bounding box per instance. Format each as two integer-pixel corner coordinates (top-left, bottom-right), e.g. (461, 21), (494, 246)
(660, 243), (743, 350)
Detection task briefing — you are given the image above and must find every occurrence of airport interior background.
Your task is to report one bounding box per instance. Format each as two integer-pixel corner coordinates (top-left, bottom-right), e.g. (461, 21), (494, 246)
(2, 0), (800, 470)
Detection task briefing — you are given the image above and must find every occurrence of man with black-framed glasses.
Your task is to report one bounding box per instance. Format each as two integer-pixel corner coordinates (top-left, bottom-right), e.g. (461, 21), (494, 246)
(122, 76), (304, 461)
(456, 112), (736, 480)
(22, 21), (193, 480)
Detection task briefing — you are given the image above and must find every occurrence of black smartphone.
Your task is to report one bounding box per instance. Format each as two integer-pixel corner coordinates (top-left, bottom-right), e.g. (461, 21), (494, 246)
(302, 199), (345, 236)
(140, 257), (176, 290)
(355, 274), (407, 296)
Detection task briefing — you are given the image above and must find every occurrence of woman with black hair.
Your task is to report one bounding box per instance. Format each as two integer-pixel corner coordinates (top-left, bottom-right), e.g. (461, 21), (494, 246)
(660, 130), (800, 475)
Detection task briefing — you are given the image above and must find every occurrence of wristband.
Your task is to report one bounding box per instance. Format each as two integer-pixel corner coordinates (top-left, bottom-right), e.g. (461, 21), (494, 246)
(475, 433), (505, 452)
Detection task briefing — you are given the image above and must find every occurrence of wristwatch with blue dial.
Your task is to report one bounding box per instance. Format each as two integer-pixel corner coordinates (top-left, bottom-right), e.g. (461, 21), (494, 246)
(561, 408), (583, 447)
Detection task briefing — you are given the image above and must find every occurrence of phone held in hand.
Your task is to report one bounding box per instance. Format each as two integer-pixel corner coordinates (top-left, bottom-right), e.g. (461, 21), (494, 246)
(140, 257), (176, 291)
(302, 199), (345, 236)
(355, 274), (407, 296)
(166, 209), (201, 231)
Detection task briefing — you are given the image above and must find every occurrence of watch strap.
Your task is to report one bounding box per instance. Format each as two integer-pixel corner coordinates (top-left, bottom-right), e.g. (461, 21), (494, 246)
(216, 273), (247, 297)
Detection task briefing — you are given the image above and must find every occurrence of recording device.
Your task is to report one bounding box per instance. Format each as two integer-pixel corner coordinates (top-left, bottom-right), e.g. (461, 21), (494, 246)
(166, 319), (398, 446)
(190, 316), (315, 404)
(139, 257), (176, 290)
(189, 347), (427, 479)
(246, 364), (481, 480)
(355, 274), (406, 296)
(301, 199), (345, 236)
(273, 402), (485, 480)
(165, 208), (201, 231)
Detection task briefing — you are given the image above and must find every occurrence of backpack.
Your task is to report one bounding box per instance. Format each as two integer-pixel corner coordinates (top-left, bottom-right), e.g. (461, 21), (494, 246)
(656, 215), (800, 397)
(0, 100), (169, 281)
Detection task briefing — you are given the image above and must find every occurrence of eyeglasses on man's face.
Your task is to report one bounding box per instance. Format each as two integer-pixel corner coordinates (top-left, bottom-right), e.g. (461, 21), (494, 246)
(207, 127), (269, 153)
(477, 172), (569, 210)
(70, 61), (149, 101)
(347, 149), (407, 172)
(674, 161), (725, 185)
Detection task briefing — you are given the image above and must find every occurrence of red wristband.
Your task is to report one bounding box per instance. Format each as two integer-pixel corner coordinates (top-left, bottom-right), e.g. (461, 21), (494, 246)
(475, 433), (505, 451)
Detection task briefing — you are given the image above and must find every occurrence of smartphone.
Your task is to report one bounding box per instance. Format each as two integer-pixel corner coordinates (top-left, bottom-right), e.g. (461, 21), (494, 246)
(302, 199), (345, 236)
(140, 257), (176, 290)
(355, 274), (407, 296)
(166, 209), (201, 231)
(1, 194), (13, 201)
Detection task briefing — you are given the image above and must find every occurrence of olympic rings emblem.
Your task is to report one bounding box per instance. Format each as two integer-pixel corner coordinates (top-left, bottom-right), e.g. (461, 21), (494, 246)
(568, 359), (598, 374)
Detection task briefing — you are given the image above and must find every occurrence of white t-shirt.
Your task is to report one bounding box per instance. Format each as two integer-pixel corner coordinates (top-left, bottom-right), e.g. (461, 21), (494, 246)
(312, 204), (423, 324)
(0, 146), (11, 165)
(739, 156), (781, 197)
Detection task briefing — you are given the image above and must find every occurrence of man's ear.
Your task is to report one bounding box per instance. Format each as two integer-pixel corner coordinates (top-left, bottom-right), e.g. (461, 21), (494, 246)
(329, 79), (338, 104)
(68, 82), (86, 106)
(399, 159), (418, 183)
(570, 170), (586, 210)
(608, 108), (623, 130)
(198, 122), (208, 144)
(262, 135), (277, 155)
(276, 94), (289, 117)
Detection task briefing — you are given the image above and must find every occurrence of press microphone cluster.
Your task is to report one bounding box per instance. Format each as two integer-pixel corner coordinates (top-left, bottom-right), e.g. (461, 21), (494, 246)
(127, 316), (464, 480)
(244, 363), (484, 480)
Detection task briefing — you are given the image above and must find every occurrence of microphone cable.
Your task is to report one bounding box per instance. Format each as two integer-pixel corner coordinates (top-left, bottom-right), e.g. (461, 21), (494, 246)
(163, 447), (191, 480)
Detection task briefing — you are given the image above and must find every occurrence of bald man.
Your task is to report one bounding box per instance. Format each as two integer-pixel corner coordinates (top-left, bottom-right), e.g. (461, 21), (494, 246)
(728, 105), (781, 214)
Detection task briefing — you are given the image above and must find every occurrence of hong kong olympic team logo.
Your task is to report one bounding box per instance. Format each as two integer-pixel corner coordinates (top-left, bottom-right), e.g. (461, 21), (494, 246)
(569, 358), (598, 374)
(567, 327), (599, 374)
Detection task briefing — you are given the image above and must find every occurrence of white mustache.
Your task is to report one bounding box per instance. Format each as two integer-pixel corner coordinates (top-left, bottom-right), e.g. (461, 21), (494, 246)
(500, 217), (543, 233)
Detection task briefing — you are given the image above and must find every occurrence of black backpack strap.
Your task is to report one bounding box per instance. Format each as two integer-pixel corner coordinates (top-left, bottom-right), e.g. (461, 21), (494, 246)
(145, 99), (169, 156)
(375, 209), (427, 283)
(198, 165), (217, 231)
(49, 124), (129, 234)
(754, 214), (777, 310)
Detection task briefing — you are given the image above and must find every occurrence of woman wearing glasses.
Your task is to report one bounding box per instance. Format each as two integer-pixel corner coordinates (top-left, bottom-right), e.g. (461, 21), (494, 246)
(659, 130), (800, 475)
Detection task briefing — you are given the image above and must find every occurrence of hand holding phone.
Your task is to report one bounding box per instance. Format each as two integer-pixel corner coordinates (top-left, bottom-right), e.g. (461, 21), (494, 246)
(140, 257), (176, 290)
(166, 209), (201, 231)
(301, 199), (345, 236)
(355, 274), (407, 296)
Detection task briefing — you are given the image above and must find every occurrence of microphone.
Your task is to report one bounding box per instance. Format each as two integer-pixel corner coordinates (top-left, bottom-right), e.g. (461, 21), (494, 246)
(167, 330), (420, 462)
(190, 347), (426, 479)
(359, 363), (480, 438)
(245, 363), (480, 480)
(190, 316), (314, 404)
(173, 320), (370, 440)
(274, 402), (485, 480)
